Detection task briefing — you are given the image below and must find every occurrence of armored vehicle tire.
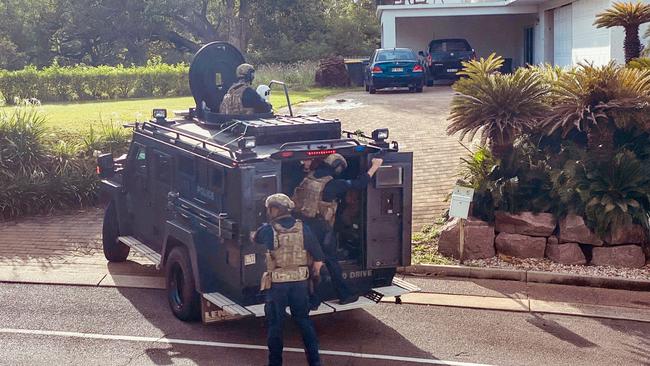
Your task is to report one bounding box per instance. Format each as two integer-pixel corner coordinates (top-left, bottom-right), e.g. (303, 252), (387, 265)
(102, 201), (130, 262)
(165, 246), (201, 321)
(369, 86), (376, 94)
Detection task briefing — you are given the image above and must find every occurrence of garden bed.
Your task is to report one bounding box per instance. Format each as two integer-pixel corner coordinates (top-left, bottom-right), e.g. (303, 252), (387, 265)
(463, 256), (650, 281)
(412, 233), (650, 281)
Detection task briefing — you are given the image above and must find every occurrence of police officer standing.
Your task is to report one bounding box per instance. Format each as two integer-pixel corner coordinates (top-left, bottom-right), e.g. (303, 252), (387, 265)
(254, 193), (324, 366)
(292, 154), (383, 307)
(220, 63), (272, 115)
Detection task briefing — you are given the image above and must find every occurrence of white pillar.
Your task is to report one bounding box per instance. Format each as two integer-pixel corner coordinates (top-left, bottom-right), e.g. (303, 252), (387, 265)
(382, 13), (397, 49)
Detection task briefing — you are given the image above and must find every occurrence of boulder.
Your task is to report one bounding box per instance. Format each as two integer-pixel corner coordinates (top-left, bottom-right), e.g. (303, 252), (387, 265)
(315, 56), (350, 87)
(547, 235), (559, 246)
(605, 224), (648, 245)
(591, 245), (646, 268)
(545, 242), (587, 265)
(558, 214), (603, 246)
(495, 211), (556, 237)
(438, 217), (495, 260)
(495, 233), (546, 258)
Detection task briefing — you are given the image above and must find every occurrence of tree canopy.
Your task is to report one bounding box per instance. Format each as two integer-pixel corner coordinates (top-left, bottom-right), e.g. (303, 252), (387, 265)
(0, 0), (380, 69)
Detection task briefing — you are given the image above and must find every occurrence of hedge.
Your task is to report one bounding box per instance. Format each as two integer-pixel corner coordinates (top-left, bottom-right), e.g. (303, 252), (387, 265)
(0, 60), (190, 104)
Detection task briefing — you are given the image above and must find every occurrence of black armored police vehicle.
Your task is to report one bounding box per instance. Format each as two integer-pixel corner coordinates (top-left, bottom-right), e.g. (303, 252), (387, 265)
(98, 42), (419, 323)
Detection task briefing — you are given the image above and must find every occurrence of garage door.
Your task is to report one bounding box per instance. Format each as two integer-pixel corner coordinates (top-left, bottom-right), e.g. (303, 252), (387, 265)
(553, 4), (573, 67)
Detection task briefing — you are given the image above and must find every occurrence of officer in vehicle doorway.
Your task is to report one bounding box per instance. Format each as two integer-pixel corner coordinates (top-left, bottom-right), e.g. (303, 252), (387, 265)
(254, 194), (324, 366)
(220, 63), (272, 115)
(292, 154), (384, 307)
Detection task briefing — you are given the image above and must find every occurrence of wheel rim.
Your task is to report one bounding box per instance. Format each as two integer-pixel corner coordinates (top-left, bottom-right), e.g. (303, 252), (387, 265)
(170, 263), (184, 310)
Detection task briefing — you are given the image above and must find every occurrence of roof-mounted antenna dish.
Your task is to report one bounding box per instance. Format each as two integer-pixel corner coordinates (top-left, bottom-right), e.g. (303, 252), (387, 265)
(189, 42), (246, 119)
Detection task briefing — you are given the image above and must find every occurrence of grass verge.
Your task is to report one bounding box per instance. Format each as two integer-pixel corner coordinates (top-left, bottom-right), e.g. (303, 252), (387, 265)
(0, 87), (345, 132)
(411, 223), (453, 265)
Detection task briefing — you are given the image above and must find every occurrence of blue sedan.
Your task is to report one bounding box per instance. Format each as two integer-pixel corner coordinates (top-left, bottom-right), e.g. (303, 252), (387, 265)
(364, 48), (425, 94)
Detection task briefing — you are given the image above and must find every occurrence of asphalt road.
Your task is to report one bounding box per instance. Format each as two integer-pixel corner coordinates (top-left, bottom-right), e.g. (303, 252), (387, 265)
(0, 283), (648, 366)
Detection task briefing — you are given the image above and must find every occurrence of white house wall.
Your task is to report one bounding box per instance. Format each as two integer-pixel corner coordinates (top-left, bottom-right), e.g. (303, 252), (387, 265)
(571, 0), (611, 65)
(395, 15), (537, 67)
(534, 0), (650, 66)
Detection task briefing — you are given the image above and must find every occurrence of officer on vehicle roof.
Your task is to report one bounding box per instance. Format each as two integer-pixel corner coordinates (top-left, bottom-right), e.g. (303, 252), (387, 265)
(220, 63), (272, 115)
(292, 154), (384, 307)
(254, 193), (324, 366)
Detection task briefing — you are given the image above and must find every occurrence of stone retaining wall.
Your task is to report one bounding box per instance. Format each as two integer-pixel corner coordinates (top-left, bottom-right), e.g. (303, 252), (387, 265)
(439, 212), (649, 268)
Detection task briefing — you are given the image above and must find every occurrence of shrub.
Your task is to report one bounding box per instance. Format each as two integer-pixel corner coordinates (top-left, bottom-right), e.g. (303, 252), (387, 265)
(542, 62), (650, 160)
(0, 107), (113, 219)
(448, 54), (550, 160)
(450, 59), (650, 239)
(556, 149), (650, 236)
(628, 57), (650, 69)
(0, 62), (191, 104)
(254, 61), (318, 91)
(0, 107), (48, 176)
(0, 60), (318, 105)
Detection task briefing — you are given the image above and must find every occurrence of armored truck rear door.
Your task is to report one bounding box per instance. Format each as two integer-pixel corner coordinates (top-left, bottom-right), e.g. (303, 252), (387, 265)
(365, 152), (413, 269)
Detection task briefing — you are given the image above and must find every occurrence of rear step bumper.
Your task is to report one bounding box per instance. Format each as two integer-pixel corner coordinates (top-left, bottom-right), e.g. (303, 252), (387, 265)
(116, 236), (422, 323)
(202, 277), (421, 323)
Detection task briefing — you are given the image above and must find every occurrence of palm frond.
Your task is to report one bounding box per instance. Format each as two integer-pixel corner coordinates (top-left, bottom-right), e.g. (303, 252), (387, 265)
(542, 62), (650, 136)
(448, 54), (551, 149)
(594, 1), (650, 28)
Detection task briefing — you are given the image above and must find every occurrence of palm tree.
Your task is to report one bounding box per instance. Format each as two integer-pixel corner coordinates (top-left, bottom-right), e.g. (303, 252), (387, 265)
(447, 54), (550, 161)
(594, 1), (650, 64)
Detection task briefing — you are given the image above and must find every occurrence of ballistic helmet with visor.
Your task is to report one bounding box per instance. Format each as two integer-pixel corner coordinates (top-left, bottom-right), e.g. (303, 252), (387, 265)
(265, 193), (295, 210)
(324, 153), (348, 175)
(236, 63), (255, 83)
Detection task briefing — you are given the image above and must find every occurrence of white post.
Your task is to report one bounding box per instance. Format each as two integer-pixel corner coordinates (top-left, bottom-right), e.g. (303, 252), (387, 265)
(459, 218), (465, 264)
(382, 13), (397, 49)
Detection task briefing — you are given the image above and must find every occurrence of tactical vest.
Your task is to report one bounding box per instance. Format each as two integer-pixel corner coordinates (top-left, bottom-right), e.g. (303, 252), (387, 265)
(260, 220), (310, 290)
(292, 173), (338, 228)
(220, 82), (255, 115)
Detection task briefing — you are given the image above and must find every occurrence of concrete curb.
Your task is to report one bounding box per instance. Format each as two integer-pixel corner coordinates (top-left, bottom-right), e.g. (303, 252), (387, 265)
(399, 265), (650, 292)
(380, 293), (650, 324)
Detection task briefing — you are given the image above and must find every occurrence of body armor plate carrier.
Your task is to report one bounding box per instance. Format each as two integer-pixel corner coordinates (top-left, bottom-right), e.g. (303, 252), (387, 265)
(292, 173), (338, 228)
(260, 220), (310, 291)
(220, 82), (255, 115)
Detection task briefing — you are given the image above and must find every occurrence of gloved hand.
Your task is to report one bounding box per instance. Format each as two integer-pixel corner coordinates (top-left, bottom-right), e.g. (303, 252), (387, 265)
(311, 262), (323, 286)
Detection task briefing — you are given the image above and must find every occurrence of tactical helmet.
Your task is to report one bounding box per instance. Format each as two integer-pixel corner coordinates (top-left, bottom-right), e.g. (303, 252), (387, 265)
(265, 193), (295, 210)
(236, 63), (255, 83)
(324, 153), (348, 175)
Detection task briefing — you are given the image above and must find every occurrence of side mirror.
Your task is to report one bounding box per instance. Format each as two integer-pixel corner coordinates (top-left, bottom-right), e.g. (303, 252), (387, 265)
(97, 153), (115, 179)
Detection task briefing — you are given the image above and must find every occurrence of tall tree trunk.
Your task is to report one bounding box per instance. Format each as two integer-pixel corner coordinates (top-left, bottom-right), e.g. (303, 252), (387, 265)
(624, 24), (641, 64)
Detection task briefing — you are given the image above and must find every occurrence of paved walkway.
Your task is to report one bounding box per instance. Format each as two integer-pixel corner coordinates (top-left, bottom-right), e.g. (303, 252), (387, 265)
(292, 87), (466, 228)
(0, 207), (159, 286)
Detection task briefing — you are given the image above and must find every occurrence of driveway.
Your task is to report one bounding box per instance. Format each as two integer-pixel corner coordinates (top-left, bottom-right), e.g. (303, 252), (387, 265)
(292, 86), (465, 229)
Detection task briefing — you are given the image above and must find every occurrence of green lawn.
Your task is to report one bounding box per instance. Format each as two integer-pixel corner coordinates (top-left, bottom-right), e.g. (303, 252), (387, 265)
(1, 87), (343, 132)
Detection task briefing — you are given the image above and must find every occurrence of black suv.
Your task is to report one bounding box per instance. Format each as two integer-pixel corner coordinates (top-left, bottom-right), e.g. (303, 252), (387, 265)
(97, 42), (418, 324)
(420, 38), (476, 85)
